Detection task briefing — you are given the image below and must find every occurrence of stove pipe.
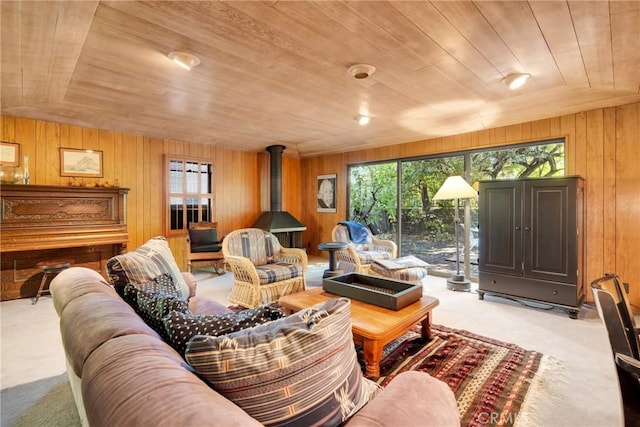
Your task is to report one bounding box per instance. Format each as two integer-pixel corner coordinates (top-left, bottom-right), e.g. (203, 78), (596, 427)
(268, 144), (284, 212)
(252, 145), (306, 234)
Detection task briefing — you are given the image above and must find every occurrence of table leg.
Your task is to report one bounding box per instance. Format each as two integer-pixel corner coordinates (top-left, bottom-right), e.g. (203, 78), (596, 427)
(420, 312), (432, 340)
(362, 339), (382, 378)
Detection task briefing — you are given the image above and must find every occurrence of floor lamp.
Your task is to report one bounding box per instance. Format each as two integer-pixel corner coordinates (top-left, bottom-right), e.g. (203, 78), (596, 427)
(433, 176), (478, 292)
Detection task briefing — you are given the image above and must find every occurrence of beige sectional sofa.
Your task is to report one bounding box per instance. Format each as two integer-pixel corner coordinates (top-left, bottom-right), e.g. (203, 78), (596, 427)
(51, 265), (459, 427)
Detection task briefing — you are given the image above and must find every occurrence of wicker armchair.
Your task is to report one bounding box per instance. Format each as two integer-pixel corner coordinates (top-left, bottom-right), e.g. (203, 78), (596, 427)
(331, 222), (397, 274)
(222, 228), (307, 308)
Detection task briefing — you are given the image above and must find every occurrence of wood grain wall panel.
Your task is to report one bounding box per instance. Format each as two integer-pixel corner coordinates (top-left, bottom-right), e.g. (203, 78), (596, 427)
(1, 116), (271, 272)
(34, 120), (46, 184)
(300, 102), (640, 305)
(584, 109), (605, 295)
(3, 103), (639, 304)
(615, 103), (640, 305)
(14, 118), (35, 178)
(561, 114), (576, 175)
(603, 107), (617, 275)
(44, 122), (60, 184)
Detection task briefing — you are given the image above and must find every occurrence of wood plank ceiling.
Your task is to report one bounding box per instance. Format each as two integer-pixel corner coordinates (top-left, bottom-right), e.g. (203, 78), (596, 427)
(1, 1), (639, 158)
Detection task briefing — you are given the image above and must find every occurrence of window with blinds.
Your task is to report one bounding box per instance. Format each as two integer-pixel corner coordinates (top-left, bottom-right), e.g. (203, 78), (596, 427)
(166, 157), (213, 234)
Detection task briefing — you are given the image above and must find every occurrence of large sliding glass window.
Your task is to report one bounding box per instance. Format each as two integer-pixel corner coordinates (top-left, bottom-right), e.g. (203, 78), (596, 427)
(348, 161), (398, 240)
(166, 157), (214, 235)
(400, 155), (465, 276)
(347, 138), (565, 280)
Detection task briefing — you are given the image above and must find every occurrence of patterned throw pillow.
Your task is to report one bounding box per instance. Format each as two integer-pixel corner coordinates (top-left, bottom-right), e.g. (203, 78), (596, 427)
(106, 236), (190, 299)
(185, 298), (381, 426)
(164, 305), (285, 355)
(137, 273), (179, 297)
(123, 284), (189, 340)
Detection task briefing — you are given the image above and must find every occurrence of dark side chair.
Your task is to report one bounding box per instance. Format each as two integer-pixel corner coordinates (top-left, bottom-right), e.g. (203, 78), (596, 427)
(186, 222), (224, 274)
(591, 273), (640, 427)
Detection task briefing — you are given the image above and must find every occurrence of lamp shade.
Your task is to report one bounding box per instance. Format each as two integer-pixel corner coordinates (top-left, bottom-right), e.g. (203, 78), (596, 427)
(433, 176), (478, 200)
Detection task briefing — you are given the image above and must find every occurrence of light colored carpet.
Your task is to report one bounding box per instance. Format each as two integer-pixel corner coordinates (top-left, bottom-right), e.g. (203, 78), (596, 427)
(0, 259), (622, 426)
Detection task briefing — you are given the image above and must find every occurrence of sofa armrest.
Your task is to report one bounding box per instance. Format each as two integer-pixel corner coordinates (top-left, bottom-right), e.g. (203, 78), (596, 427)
(181, 272), (197, 298)
(345, 371), (459, 427)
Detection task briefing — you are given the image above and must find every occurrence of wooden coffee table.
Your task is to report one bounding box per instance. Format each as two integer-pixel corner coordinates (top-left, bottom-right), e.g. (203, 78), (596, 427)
(279, 287), (439, 378)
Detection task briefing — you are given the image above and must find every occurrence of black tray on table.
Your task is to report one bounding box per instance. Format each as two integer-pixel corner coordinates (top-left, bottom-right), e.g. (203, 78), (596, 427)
(322, 273), (422, 311)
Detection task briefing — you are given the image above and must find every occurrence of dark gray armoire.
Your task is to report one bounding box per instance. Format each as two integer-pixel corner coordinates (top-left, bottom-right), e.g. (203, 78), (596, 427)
(477, 176), (585, 318)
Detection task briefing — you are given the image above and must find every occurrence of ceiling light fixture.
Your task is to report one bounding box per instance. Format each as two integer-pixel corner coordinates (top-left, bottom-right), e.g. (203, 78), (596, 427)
(347, 64), (376, 79)
(168, 51), (200, 71)
(357, 115), (370, 126)
(504, 72), (530, 90)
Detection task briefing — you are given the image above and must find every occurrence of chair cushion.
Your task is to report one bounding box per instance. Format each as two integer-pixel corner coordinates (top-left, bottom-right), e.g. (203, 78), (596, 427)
(357, 250), (394, 265)
(224, 229), (281, 265)
(163, 304), (285, 355)
(106, 236), (190, 299)
(255, 262), (303, 285)
(185, 298), (381, 426)
(188, 228), (222, 253)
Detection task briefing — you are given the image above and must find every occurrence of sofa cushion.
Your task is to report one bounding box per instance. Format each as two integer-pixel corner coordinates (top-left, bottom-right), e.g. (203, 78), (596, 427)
(344, 371), (460, 427)
(224, 229), (281, 266)
(188, 296), (233, 316)
(59, 291), (159, 378)
(164, 304), (285, 355)
(122, 284), (189, 340)
(106, 236), (190, 299)
(81, 334), (262, 427)
(255, 262), (304, 285)
(185, 298), (381, 426)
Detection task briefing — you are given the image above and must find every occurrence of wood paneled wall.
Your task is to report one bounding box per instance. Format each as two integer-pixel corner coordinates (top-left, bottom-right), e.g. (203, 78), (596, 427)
(2, 103), (639, 306)
(0, 115), (302, 270)
(300, 102), (640, 306)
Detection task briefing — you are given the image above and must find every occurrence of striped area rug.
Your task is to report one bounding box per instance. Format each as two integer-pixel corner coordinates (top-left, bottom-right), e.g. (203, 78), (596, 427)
(363, 324), (558, 427)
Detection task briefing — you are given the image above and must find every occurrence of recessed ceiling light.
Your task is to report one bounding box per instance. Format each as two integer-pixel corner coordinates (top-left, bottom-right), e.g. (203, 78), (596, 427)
(357, 115), (370, 125)
(347, 64), (376, 79)
(504, 73), (530, 90)
(168, 51), (200, 71)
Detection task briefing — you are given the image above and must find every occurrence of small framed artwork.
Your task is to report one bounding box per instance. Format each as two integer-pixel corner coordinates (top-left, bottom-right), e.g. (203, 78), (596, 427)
(0, 142), (20, 166)
(60, 148), (103, 177)
(317, 173), (337, 213)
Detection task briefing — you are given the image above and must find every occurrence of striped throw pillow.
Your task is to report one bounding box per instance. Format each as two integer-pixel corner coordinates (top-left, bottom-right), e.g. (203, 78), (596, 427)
(106, 236), (190, 299)
(185, 298), (380, 426)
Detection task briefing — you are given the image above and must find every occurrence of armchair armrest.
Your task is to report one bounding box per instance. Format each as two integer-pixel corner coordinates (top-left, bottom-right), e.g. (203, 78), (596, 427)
(279, 247), (308, 270)
(336, 244), (360, 265)
(370, 237), (398, 258)
(616, 353), (640, 378)
(224, 255), (261, 284)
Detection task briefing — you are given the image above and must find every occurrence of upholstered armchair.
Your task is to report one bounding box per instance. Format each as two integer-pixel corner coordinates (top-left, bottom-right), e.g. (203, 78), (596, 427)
(222, 228), (307, 308)
(331, 221), (397, 274)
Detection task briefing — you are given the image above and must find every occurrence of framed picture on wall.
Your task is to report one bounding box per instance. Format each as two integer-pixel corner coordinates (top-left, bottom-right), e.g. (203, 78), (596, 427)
(60, 148), (103, 177)
(0, 142), (20, 166)
(317, 173), (337, 213)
